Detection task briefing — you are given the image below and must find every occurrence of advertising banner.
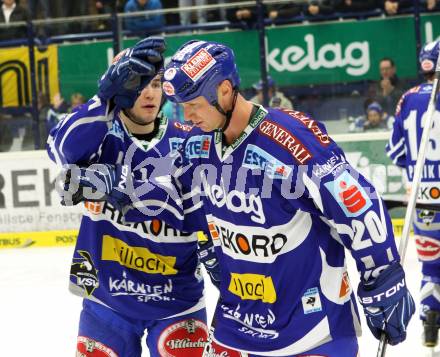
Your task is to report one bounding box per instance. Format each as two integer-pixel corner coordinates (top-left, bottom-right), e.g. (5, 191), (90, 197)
(56, 13), (440, 99)
(0, 45), (59, 107)
(0, 151), (83, 237)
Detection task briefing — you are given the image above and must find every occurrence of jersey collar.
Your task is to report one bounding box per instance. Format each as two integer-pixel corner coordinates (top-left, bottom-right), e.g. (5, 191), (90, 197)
(214, 105), (268, 162)
(120, 112), (168, 152)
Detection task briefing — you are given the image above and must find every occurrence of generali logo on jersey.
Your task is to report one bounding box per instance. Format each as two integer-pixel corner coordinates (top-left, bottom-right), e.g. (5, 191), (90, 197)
(182, 48), (217, 82)
(259, 119), (312, 164)
(281, 109), (330, 147)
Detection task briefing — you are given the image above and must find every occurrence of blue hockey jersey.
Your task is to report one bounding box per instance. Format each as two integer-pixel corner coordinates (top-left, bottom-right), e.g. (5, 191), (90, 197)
(126, 105), (400, 355)
(47, 96), (205, 321)
(386, 83), (440, 238)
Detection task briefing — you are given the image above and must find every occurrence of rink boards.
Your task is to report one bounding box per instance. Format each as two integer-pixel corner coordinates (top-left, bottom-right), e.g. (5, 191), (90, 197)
(0, 219), (409, 249)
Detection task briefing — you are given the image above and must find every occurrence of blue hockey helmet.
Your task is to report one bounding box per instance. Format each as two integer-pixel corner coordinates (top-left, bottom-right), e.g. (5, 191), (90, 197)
(162, 40), (240, 105)
(419, 41), (440, 74)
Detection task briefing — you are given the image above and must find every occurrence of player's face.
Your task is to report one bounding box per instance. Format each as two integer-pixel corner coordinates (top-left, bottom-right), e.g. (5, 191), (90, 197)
(182, 96), (224, 132)
(128, 75), (162, 124)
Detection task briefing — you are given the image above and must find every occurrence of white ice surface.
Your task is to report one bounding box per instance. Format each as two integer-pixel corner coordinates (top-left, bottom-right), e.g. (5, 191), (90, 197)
(0, 236), (438, 357)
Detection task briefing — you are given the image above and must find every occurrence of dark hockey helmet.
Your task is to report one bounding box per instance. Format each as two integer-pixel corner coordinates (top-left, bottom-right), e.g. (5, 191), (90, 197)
(161, 40), (240, 105)
(419, 41), (440, 74)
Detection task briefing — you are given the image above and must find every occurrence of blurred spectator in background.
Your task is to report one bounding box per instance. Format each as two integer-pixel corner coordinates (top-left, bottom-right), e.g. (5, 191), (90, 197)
(349, 101), (393, 132)
(268, 2), (301, 21)
(216, 0), (227, 21)
(304, 0), (338, 17)
(250, 76), (293, 109)
(95, 0), (117, 30)
(179, 0), (206, 25)
(383, 0), (412, 15)
(124, 0), (164, 34)
(227, 0), (261, 25)
(70, 92), (86, 110)
(37, 92), (50, 144)
(27, 0), (50, 19)
(336, 0), (378, 12)
(61, 0), (89, 33)
(422, 0), (439, 11)
(46, 92), (85, 132)
(162, 0), (179, 25)
(0, 0), (30, 40)
(369, 57), (404, 115)
(0, 113), (13, 152)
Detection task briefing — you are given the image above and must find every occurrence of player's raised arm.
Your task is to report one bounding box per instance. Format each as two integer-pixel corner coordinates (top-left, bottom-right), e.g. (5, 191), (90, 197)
(47, 37), (165, 165)
(56, 134), (209, 232)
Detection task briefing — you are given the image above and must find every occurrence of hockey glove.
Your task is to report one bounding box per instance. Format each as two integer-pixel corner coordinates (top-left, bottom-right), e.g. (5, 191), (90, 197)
(357, 262), (415, 345)
(98, 36), (166, 109)
(58, 163), (131, 213)
(197, 234), (221, 289)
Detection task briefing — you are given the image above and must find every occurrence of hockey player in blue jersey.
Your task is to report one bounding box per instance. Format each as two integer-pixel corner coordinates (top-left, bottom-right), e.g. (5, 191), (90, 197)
(60, 39), (415, 356)
(46, 37), (220, 357)
(386, 40), (440, 347)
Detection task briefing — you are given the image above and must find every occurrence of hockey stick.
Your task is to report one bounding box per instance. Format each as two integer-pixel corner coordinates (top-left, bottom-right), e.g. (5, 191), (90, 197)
(376, 55), (440, 357)
(384, 199), (440, 212)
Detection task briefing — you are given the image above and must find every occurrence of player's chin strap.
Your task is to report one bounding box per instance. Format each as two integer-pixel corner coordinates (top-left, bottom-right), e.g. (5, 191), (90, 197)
(213, 88), (239, 132)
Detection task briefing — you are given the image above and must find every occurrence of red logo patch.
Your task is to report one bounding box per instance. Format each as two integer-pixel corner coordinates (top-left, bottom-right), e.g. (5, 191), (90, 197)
(259, 119), (312, 164)
(416, 235), (440, 261)
(174, 121), (193, 132)
(181, 49), (216, 81)
(338, 180), (367, 214)
(84, 201), (104, 215)
(157, 319), (208, 357)
(77, 336), (118, 356)
(339, 271), (351, 299)
(206, 339), (248, 357)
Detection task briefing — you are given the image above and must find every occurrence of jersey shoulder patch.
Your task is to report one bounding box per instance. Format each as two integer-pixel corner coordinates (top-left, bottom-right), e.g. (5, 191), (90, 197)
(256, 108), (336, 165)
